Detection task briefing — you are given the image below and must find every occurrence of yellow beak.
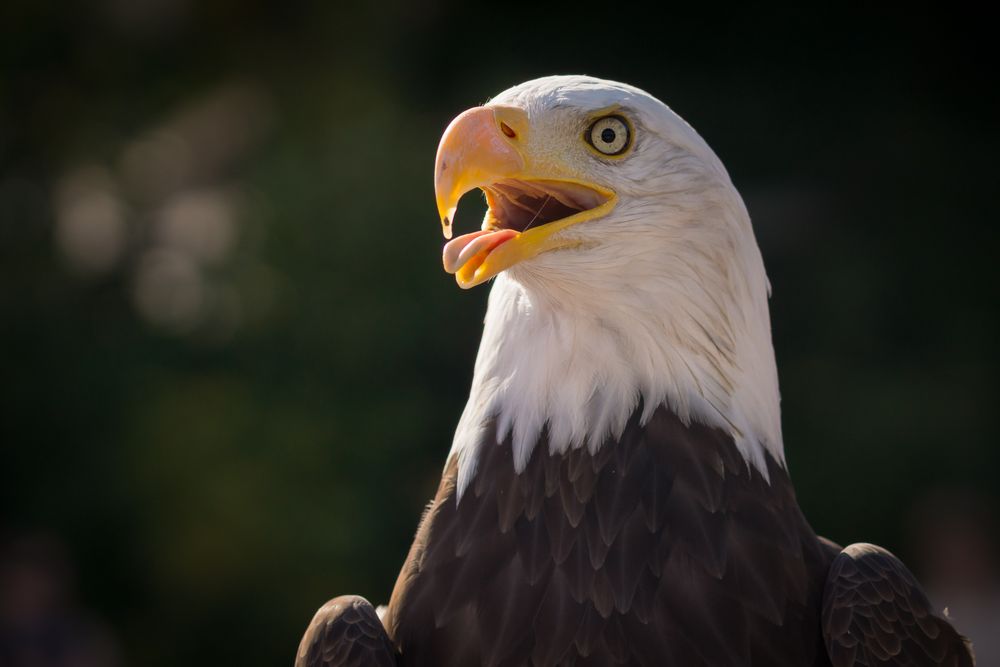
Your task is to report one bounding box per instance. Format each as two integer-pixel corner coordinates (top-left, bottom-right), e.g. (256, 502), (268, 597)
(434, 105), (616, 289)
(435, 106), (525, 239)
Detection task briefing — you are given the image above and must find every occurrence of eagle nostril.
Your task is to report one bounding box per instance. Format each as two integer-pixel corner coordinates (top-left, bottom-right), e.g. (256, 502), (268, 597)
(499, 121), (516, 139)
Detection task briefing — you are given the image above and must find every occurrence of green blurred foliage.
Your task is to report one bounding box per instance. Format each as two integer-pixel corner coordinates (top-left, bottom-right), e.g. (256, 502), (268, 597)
(0, 3), (996, 665)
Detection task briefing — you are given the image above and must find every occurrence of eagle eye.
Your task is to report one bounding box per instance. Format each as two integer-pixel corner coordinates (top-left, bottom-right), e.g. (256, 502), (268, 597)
(586, 115), (631, 156)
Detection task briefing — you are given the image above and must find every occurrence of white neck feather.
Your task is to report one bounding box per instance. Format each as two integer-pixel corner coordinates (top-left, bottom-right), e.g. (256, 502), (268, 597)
(448, 122), (783, 501)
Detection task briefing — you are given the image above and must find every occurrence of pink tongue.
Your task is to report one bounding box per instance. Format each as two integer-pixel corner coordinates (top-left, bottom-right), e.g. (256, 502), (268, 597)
(443, 229), (518, 275)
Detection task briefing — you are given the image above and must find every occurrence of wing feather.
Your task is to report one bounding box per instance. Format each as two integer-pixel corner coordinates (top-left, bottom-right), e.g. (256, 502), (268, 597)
(822, 543), (974, 666)
(295, 596), (396, 667)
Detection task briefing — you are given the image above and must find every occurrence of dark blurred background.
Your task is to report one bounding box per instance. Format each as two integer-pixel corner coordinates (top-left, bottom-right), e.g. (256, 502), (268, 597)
(1, 3), (997, 665)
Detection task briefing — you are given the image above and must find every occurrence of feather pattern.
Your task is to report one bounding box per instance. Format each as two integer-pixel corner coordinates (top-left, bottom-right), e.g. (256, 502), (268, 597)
(295, 596), (396, 667)
(822, 544), (974, 666)
(383, 405), (836, 666)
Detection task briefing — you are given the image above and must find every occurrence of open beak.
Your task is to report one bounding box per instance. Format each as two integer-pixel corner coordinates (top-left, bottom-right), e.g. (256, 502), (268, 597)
(434, 105), (617, 288)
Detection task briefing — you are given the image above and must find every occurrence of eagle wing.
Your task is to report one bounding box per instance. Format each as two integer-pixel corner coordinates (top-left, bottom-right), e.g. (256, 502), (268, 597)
(822, 543), (974, 666)
(295, 595), (397, 667)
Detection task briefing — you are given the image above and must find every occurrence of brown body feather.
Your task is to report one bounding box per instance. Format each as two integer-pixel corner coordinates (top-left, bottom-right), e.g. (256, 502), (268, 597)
(386, 405), (830, 666)
(297, 404), (974, 666)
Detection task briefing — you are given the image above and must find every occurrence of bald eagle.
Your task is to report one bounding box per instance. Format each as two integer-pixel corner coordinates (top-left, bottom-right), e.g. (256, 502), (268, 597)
(296, 76), (974, 666)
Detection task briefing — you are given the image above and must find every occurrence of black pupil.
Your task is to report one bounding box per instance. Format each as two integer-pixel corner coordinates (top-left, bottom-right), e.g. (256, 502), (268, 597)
(600, 127), (616, 144)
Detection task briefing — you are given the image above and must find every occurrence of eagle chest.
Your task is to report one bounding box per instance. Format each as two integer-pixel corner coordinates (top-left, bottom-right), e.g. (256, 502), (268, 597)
(384, 406), (832, 667)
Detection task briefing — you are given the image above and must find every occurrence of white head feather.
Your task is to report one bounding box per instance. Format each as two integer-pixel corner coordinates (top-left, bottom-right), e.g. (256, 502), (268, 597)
(448, 75), (783, 499)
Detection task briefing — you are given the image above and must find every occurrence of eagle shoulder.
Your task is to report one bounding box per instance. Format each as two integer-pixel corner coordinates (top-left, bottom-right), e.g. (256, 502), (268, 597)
(295, 595), (396, 667)
(822, 543), (974, 666)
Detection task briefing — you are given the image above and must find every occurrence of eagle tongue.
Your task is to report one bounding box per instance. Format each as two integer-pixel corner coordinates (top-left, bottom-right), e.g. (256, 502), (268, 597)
(443, 229), (518, 275)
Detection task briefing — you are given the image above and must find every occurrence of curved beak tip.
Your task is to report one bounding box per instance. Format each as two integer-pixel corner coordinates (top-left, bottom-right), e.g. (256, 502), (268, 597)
(441, 207), (456, 239)
(434, 106), (525, 242)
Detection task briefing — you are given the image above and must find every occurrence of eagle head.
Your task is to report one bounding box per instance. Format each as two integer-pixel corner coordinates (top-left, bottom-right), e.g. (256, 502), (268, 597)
(435, 76), (783, 496)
